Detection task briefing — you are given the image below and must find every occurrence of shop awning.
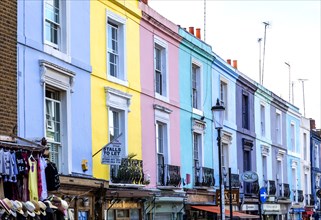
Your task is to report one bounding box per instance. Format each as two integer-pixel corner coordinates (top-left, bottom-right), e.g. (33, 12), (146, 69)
(191, 206), (260, 219)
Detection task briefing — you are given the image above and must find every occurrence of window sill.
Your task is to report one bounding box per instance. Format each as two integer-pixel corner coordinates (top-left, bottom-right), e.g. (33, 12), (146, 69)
(192, 108), (203, 116)
(44, 44), (71, 63)
(107, 75), (129, 87)
(155, 93), (169, 102)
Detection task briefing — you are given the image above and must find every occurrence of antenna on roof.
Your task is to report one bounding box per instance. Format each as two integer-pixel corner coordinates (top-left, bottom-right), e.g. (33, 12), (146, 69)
(261, 21), (270, 85)
(204, 0), (207, 42)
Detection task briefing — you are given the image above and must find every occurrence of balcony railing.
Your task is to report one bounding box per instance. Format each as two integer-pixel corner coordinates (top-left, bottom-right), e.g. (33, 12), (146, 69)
(157, 164), (181, 187)
(309, 194), (315, 206)
(297, 190), (304, 202)
(194, 167), (215, 187)
(268, 180), (276, 196)
(244, 181), (259, 196)
(111, 157), (145, 184)
(281, 183), (291, 199)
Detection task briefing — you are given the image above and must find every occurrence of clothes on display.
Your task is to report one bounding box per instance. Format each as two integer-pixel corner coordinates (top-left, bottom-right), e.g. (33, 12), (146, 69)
(0, 147), (63, 219)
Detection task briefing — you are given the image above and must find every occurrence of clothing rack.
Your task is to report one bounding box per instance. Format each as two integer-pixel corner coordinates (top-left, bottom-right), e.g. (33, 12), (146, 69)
(0, 140), (46, 152)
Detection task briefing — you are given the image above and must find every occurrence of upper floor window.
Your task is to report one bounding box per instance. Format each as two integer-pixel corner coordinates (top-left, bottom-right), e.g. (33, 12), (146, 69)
(277, 160), (283, 183)
(41, 60), (75, 174)
(154, 37), (168, 98)
(193, 132), (202, 185)
(108, 109), (122, 142)
(315, 144), (320, 169)
(290, 123), (296, 152)
(242, 93), (249, 129)
(46, 88), (61, 168)
(220, 80), (228, 120)
(276, 111), (282, 144)
(260, 104), (265, 137)
(45, 0), (60, 49)
(156, 121), (168, 185)
(192, 64), (201, 110)
(262, 155), (267, 182)
(222, 143), (229, 170)
(292, 168), (297, 198)
(107, 11), (126, 83)
(303, 133), (307, 160)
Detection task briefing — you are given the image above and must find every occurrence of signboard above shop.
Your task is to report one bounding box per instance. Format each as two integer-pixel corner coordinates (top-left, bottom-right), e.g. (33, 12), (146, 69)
(240, 171), (258, 183)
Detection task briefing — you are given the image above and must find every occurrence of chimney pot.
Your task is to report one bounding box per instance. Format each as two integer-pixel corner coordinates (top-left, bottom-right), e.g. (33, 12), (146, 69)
(233, 60), (238, 69)
(188, 27), (194, 35)
(141, 0), (148, 4)
(196, 28), (201, 39)
(227, 59), (231, 65)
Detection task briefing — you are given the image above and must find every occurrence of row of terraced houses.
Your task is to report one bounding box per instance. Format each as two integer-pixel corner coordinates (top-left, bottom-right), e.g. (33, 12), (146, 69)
(1, 0), (321, 219)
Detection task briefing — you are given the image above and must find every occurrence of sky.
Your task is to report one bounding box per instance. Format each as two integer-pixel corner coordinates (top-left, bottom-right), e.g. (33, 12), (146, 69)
(149, 0), (321, 128)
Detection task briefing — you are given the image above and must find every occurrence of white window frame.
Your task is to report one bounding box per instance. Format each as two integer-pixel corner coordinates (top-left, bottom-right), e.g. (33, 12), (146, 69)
(154, 36), (168, 101)
(45, 89), (62, 169)
(193, 132), (203, 185)
(220, 78), (228, 120)
(106, 10), (127, 86)
(105, 87), (132, 158)
(43, 0), (70, 62)
(315, 144), (320, 169)
(260, 104), (266, 137)
(191, 59), (203, 115)
(291, 166), (297, 202)
(276, 110), (282, 145)
(222, 142), (229, 171)
(290, 122), (296, 152)
(155, 107), (171, 185)
(276, 149), (285, 185)
(40, 60), (75, 174)
(303, 133), (307, 160)
(192, 62), (202, 112)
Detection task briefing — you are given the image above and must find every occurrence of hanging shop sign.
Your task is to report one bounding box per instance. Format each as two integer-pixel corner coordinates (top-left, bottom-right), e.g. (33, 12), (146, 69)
(101, 134), (123, 165)
(240, 171), (258, 183)
(216, 189), (239, 205)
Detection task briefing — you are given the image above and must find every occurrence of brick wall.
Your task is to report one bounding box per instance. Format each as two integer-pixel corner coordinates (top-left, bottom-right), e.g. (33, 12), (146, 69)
(0, 0), (17, 136)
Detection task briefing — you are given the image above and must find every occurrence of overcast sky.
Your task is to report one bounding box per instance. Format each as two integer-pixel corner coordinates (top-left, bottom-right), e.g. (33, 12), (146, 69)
(149, 0), (321, 128)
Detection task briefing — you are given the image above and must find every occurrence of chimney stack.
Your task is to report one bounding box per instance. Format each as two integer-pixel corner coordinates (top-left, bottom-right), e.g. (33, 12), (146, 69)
(233, 60), (238, 69)
(310, 119), (316, 130)
(196, 28), (201, 39)
(227, 59), (231, 65)
(188, 27), (194, 35)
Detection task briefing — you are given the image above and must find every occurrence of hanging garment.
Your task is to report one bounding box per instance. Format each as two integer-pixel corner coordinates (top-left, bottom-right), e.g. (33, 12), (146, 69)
(39, 157), (48, 200)
(21, 151), (29, 201)
(16, 151), (28, 175)
(37, 156), (43, 199)
(0, 149), (4, 174)
(3, 150), (14, 182)
(9, 151), (18, 182)
(45, 161), (60, 191)
(28, 156), (39, 201)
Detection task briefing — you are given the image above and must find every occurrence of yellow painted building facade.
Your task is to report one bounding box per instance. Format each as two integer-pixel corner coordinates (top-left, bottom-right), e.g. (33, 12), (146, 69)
(90, 0), (142, 180)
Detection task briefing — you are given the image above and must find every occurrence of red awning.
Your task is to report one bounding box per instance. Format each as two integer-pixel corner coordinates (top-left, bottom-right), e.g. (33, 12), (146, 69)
(191, 205), (260, 219)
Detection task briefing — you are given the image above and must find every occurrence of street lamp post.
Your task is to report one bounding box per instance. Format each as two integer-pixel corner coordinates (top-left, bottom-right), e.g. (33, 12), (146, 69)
(212, 98), (225, 220)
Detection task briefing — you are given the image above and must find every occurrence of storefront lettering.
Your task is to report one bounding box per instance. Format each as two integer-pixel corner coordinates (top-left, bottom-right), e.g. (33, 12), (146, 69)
(241, 171), (258, 183)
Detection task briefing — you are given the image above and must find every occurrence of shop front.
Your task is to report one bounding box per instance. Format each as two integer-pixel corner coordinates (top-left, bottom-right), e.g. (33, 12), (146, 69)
(262, 203), (281, 219)
(104, 187), (152, 220)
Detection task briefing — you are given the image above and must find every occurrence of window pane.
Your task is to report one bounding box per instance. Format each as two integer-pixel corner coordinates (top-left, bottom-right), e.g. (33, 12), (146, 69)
(157, 122), (164, 153)
(155, 71), (162, 94)
(108, 52), (118, 77)
(109, 110), (120, 141)
(155, 48), (161, 70)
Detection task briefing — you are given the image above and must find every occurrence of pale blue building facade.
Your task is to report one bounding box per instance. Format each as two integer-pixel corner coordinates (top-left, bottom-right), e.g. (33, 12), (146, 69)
(178, 28), (215, 193)
(17, 0), (92, 176)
